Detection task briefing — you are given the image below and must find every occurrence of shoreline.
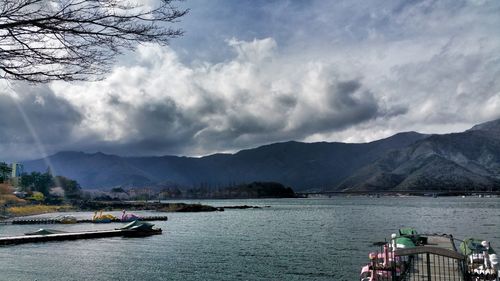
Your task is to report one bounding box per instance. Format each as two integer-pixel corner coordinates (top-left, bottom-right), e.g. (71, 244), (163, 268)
(0, 200), (270, 221)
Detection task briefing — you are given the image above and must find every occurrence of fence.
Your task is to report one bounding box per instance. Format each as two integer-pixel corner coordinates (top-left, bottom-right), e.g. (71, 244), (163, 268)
(363, 244), (498, 281)
(395, 246), (467, 281)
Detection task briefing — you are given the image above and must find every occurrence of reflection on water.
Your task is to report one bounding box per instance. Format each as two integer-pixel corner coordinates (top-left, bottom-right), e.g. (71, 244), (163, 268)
(0, 197), (499, 281)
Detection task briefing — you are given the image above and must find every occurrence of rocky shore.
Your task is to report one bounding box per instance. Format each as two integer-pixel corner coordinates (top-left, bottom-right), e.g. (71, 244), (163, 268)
(74, 200), (224, 212)
(1, 200), (268, 220)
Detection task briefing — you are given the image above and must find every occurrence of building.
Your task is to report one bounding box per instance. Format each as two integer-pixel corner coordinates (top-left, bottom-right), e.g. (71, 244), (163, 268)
(10, 163), (24, 187)
(11, 163), (24, 178)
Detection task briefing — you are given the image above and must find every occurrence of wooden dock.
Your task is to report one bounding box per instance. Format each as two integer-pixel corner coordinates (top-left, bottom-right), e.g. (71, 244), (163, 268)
(0, 228), (162, 246)
(9, 215), (168, 225)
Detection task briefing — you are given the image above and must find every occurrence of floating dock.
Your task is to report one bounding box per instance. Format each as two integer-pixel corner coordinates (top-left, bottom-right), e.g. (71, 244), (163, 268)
(0, 230), (122, 246)
(0, 228), (162, 246)
(9, 215), (168, 225)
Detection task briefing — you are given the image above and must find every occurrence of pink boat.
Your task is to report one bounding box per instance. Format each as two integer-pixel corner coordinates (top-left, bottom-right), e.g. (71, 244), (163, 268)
(360, 244), (402, 281)
(121, 210), (142, 222)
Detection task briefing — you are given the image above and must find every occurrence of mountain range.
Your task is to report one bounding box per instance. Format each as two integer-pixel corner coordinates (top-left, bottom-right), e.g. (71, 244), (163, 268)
(23, 118), (500, 192)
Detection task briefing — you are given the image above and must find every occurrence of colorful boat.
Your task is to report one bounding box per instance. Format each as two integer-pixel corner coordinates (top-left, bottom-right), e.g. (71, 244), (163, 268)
(360, 229), (413, 281)
(360, 243), (403, 281)
(92, 211), (118, 223)
(56, 215), (77, 224)
(121, 210), (142, 222)
(460, 238), (499, 279)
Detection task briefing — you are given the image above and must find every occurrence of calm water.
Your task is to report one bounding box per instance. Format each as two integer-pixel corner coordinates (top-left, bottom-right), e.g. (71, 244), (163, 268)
(1, 197), (500, 281)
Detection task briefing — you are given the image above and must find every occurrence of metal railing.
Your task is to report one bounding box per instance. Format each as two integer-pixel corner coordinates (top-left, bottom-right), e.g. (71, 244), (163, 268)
(362, 238), (499, 281)
(395, 246), (467, 281)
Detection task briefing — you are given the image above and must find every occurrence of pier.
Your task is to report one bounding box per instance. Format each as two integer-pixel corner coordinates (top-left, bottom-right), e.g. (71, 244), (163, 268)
(0, 228), (162, 246)
(9, 215), (168, 225)
(395, 235), (467, 281)
(365, 233), (498, 281)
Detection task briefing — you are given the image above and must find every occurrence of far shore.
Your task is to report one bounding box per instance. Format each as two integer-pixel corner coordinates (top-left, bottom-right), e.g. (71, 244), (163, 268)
(0, 200), (271, 220)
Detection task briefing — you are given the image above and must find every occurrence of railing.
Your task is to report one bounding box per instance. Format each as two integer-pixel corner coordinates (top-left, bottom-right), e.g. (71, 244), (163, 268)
(395, 246), (467, 281)
(362, 237), (499, 281)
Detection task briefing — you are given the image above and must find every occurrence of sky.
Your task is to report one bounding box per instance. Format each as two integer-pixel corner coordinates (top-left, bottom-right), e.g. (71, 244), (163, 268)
(1, 0), (500, 161)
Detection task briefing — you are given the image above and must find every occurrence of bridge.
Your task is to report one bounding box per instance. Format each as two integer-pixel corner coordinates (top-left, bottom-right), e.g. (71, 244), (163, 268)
(295, 190), (500, 197)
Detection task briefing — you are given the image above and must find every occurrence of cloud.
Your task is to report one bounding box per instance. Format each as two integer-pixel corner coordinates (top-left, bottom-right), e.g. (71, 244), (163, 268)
(46, 38), (388, 157)
(1, 0), (500, 160)
(0, 83), (82, 161)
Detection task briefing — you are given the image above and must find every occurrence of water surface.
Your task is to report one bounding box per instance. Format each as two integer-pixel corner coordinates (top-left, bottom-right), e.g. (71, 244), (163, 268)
(1, 197), (499, 281)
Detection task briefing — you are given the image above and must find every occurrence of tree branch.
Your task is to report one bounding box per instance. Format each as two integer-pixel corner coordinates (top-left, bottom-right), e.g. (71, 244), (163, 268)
(0, 0), (188, 82)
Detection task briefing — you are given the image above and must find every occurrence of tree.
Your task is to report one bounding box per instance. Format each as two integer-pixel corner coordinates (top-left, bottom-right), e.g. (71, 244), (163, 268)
(110, 187), (126, 193)
(54, 175), (81, 199)
(0, 0), (188, 82)
(20, 171), (53, 195)
(0, 162), (12, 183)
(21, 172), (82, 198)
(28, 191), (45, 201)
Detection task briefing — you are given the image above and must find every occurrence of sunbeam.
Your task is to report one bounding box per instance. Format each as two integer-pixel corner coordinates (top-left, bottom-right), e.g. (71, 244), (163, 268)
(3, 82), (61, 187)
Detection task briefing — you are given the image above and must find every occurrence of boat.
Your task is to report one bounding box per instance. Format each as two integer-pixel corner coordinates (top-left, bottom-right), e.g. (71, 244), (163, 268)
(460, 238), (499, 279)
(360, 243), (403, 281)
(25, 228), (68, 235)
(395, 227), (427, 247)
(117, 220), (162, 237)
(121, 210), (142, 222)
(360, 228), (418, 281)
(92, 210), (118, 223)
(56, 215), (77, 224)
(360, 229), (499, 281)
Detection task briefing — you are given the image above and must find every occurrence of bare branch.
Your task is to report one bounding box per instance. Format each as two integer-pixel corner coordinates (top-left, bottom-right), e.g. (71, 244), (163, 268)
(0, 0), (188, 82)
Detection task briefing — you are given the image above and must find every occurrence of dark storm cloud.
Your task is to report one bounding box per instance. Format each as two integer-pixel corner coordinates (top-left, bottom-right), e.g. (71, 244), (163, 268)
(46, 36), (409, 158)
(133, 99), (180, 136)
(2, 0), (499, 160)
(0, 84), (82, 161)
(88, 97), (203, 155)
(189, 76), (384, 154)
(193, 90), (228, 116)
(129, 100), (206, 150)
(329, 80), (369, 110)
(276, 94), (297, 108)
(0, 85), (81, 144)
(304, 80), (380, 134)
(107, 93), (124, 106)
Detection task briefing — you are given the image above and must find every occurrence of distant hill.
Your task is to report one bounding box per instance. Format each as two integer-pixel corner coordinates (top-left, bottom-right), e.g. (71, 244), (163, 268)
(23, 131), (427, 191)
(23, 118), (500, 192)
(338, 119), (500, 191)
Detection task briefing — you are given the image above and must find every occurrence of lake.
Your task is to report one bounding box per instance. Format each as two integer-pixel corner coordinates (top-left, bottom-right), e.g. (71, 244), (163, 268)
(1, 197), (499, 281)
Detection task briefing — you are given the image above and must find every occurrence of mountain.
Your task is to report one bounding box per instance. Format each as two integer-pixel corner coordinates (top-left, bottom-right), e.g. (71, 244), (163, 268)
(338, 119), (500, 191)
(23, 118), (500, 192)
(23, 131), (428, 191)
(468, 118), (500, 137)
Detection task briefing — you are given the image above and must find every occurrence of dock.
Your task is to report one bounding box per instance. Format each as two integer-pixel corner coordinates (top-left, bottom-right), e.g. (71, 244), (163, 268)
(361, 229), (499, 281)
(363, 234), (480, 281)
(0, 228), (162, 246)
(396, 235), (466, 281)
(0, 230), (122, 246)
(9, 215), (168, 225)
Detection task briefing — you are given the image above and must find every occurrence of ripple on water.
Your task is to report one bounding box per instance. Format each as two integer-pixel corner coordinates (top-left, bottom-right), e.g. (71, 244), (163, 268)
(0, 197), (499, 281)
